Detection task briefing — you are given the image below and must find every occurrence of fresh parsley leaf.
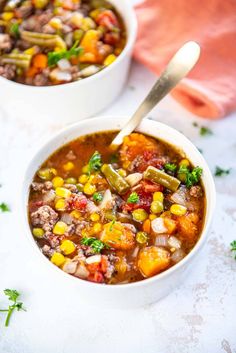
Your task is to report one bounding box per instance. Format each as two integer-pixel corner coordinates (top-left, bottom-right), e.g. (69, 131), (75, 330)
(0, 203), (10, 212)
(9, 23), (20, 38)
(214, 166), (231, 177)
(164, 163), (177, 173)
(93, 192), (103, 202)
(230, 240), (236, 259)
(178, 166), (203, 188)
(81, 237), (108, 253)
(48, 41), (83, 67)
(200, 126), (213, 136)
(88, 151), (102, 175)
(0, 289), (26, 327)
(193, 122), (213, 136)
(127, 192), (139, 204)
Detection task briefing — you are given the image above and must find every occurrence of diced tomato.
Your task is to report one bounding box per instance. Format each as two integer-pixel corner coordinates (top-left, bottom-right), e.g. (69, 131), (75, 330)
(68, 194), (87, 211)
(88, 271), (104, 283)
(87, 262), (100, 273)
(140, 180), (164, 193)
(101, 255), (109, 273)
(96, 10), (119, 30)
(104, 32), (120, 45)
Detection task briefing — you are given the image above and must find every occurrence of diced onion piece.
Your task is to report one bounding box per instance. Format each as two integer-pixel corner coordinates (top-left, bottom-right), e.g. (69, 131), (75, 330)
(43, 189), (55, 203)
(125, 173), (143, 187)
(85, 254), (102, 264)
(155, 235), (169, 247)
(57, 58), (71, 70)
(170, 186), (188, 206)
(151, 218), (168, 234)
(80, 65), (100, 77)
(74, 263), (89, 279)
(49, 68), (72, 82)
(171, 249), (185, 263)
(60, 213), (73, 225)
(99, 189), (113, 210)
(63, 260), (77, 274)
(168, 236), (182, 249)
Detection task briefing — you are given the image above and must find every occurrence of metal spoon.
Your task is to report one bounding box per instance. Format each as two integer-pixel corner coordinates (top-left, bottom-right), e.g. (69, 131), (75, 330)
(110, 41), (200, 150)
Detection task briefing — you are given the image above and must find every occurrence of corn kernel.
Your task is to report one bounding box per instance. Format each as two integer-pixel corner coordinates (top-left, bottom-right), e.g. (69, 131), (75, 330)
(2, 12), (14, 21)
(81, 229), (89, 237)
(63, 161), (75, 171)
(52, 176), (64, 188)
(53, 221), (68, 235)
(90, 213), (100, 222)
(65, 177), (77, 184)
(70, 210), (81, 219)
(149, 214), (157, 221)
(55, 187), (71, 198)
(82, 164), (89, 174)
(38, 168), (57, 181)
(93, 223), (102, 233)
(60, 240), (75, 255)
(179, 159), (190, 167)
(49, 17), (62, 29)
(170, 204), (187, 216)
(80, 17), (96, 31)
(150, 200), (164, 214)
(33, 0), (49, 9)
(32, 228), (44, 238)
(104, 54), (117, 66)
(83, 183), (96, 195)
(51, 252), (65, 267)
(24, 46), (38, 55)
(117, 169), (127, 177)
(132, 209), (148, 222)
(153, 191), (164, 202)
(55, 198), (66, 211)
(79, 174), (89, 184)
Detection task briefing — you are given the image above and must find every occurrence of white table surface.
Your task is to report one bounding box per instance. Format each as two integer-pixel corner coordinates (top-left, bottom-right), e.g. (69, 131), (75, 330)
(1, 7), (236, 352)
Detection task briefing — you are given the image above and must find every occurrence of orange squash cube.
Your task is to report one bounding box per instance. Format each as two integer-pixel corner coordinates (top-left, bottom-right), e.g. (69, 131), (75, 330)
(138, 246), (170, 278)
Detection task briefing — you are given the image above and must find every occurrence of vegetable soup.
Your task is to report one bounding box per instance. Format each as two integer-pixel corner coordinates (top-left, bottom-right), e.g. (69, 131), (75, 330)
(28, 132), (205, 284)
(0, 0), (126, 85)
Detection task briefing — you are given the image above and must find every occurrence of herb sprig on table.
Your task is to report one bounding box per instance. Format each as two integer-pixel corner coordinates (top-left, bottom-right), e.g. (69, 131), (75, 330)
(193, 122), (213, 136)
(230, 241), (236, 260)
(0, 203), (10, 212)
(214, 166), (231, 177)
(0, 289), (26, 327)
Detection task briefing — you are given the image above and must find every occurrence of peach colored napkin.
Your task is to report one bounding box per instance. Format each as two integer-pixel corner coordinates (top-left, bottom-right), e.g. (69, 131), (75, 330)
(134, 0), (236, 119)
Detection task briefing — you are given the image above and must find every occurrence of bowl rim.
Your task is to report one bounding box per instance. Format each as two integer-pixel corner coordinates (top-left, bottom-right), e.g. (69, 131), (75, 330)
(0, 0), (137, 90)
(21, 116), (216, 290)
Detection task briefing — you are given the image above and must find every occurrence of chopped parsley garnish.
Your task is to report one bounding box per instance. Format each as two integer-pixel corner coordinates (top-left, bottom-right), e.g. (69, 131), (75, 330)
(127, 192), (139, 204)
(88, 151), (102, 175)
(178, 165), (203, 188)
(230, 240), (236, 260)
(81, 237), (108, 253)
(164, 163), (177, 173)
(214, 166), (231, 177)
(9, 23), (20, 38)
(193, 122), (213, 136)
(48, 41), (83, 67)
(0, 203), (10, 212)
(93, 192), (103, 202)
(0, 289), (26, 327)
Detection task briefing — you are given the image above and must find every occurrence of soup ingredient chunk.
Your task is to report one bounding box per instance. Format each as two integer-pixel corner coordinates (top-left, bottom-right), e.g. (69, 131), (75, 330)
(138, 246), (170, 277)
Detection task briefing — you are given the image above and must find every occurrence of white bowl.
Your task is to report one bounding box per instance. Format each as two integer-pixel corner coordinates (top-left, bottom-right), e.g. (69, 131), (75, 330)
(21, 116), (216, 308)
(0, 1), (137, 123)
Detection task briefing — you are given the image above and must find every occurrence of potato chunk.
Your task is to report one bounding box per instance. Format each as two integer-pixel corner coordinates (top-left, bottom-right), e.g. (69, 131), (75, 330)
(137, 246), (170, 278)
(101, 222), (135, 250)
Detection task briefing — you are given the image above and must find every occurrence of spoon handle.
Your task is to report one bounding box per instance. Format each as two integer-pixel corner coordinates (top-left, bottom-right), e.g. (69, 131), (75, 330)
(110, 41), (200, 149)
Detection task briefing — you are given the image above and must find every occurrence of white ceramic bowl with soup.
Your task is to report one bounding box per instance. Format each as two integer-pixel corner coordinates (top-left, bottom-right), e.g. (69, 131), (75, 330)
(0, 1), (137, 124)
(20, 116), (216, 308)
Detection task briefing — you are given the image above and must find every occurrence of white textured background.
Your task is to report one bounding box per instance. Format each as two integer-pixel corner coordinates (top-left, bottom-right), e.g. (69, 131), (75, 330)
(0, 1), (236, 351)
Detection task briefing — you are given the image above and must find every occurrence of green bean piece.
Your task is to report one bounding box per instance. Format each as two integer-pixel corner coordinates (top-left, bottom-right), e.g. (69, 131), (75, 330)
(21, 31), (66, 49)
(143, 166), (181, 192)
(101, 164), (130, 195)
(91, 0), (113, 9)
(1, 53), (32, 68)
